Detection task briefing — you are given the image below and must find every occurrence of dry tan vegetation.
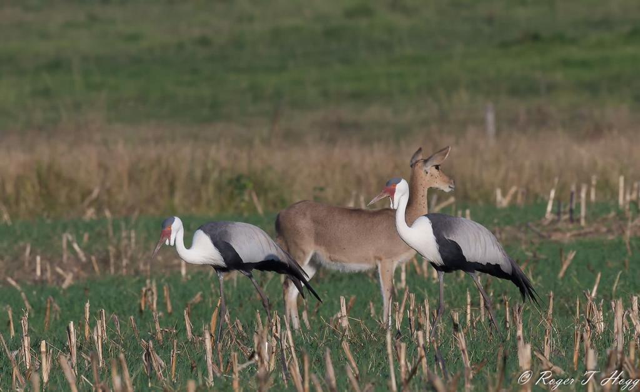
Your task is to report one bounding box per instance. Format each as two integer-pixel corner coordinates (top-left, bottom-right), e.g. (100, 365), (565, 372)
(0, 128), (637, 219)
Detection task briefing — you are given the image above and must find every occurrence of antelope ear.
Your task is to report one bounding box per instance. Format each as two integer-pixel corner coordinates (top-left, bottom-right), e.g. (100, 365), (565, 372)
(409, 147), (423, 167)
(423, 146), (451, 168)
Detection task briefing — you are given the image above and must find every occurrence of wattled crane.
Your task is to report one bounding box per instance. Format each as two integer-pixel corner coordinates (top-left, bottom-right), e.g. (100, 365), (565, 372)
(369, 178), (538, 335)
(152, 217), (321, 341)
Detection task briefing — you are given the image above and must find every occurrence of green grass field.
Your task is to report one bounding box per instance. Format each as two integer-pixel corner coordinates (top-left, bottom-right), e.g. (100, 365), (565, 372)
(2, 0), (640, 135)
(0, 203), (637, 390)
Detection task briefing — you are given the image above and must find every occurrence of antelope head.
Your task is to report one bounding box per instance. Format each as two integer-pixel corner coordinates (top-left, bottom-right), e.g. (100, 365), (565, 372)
(409, 146), (455, 193)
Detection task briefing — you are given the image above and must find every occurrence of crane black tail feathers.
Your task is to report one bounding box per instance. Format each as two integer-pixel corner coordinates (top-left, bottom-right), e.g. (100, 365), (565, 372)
(252, 255), (322, 303)
(510, 260), (539, 305)
(290, 260), (322, 302)
(289, 274), (322, 303)
(283, 252), (322, 303)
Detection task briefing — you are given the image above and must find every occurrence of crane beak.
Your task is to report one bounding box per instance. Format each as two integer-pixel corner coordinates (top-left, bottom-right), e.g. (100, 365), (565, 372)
(368, 186), (395, 206)
(152, 228), (171, 259)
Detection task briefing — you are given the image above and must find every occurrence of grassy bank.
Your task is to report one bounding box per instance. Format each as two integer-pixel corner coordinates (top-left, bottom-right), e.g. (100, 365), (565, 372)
(1, 0), (640, 133)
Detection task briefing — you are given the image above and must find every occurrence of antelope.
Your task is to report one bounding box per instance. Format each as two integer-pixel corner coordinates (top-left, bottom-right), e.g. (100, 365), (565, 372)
(276, 146), (455, 329)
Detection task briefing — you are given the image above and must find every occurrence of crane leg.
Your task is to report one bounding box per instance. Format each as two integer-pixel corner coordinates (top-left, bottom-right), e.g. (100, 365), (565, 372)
(242, 271), (272, 321)
(430, 270), (446, 339)
(215, 270), (228, 346)
(241, 270), (290, 381)
(430, 270), (448, 378)
(469, 273), (503, 338)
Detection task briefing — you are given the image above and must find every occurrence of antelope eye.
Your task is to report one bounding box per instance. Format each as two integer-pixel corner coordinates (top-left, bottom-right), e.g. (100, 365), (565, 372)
(434, 165), (441, 171)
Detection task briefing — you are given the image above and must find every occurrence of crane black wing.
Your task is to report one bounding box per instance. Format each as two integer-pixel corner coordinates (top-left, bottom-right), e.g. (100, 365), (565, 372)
(426, 214), (538, 303)
(427, 214), (512, 274)
(199, 221), (322, 302)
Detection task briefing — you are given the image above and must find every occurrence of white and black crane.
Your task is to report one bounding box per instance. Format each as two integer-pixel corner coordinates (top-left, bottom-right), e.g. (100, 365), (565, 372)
(152, 216), (321, 340)
(369, 178), (538, 334)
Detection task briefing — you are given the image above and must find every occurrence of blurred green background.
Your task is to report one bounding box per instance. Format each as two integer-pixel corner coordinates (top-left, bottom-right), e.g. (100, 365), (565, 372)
(2, 0), (639, 137)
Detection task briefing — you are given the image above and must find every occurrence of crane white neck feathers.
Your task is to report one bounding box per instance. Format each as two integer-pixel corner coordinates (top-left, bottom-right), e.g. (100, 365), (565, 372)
(393, 181), (444, 266)
(172, 222), (224, 267)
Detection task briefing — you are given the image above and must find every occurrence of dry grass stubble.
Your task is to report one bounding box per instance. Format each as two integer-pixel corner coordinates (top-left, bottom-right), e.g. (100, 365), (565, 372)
(0, 128), (636, 219)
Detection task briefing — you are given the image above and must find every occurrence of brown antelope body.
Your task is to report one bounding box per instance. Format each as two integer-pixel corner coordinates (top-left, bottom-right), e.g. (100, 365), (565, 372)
(276, 147), (455, 329)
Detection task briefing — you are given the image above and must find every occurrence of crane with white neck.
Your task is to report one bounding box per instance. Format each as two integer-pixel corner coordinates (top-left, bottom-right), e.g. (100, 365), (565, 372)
(369, 178), (538, 335)
(151, 216), (321, 341)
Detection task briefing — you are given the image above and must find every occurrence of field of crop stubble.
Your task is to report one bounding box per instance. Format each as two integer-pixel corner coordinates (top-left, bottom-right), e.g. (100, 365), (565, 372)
(2, 0), (640, 390)
(0, 196), (638, 390)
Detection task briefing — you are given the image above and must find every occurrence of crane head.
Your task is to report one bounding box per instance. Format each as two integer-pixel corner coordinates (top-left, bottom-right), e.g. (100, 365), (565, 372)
(368, 177), (403, 207)
(152, 217), (175, 259)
